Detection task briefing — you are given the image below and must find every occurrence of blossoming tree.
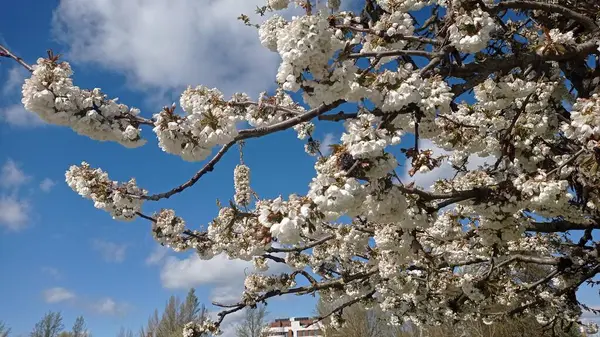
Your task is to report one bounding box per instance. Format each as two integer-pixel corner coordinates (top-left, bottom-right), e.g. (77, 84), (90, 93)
(2, 0), (600, 335)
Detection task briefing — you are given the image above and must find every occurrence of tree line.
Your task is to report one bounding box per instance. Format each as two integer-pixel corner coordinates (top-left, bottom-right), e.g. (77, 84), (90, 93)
(1, 288), (592, 337)
(0, 289), (269, 337)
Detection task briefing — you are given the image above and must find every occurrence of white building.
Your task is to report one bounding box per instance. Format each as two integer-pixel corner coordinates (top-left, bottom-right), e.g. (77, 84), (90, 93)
(266, 317), (324, 337)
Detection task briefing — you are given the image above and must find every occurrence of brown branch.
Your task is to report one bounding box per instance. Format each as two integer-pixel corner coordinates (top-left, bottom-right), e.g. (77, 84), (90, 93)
(547, 148), (585, 177)
(398, 186), (489, 202)
(213, 269), (377, 326)
(318, 112), (358, 121)
(441, 40), (599, 79)
(495, 254), (569, 269)
(144, 100), (345, 201)
(334, 24), (441, 45)
(526, 219), (600, 232)
(348, 49), (436, 59)
(262, 254), (286, 264)
(0, 44), (33, 72)
(304, 289), (377, 328)
(143, 142), (235, 200)
(237, 100), (344, 140)
(266, 235), (335, 253)
(492, 0), (598, 32)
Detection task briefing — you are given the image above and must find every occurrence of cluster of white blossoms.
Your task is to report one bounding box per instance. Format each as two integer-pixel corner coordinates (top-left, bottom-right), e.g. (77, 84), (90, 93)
(65, 162), (146, 221)
(514, 174), (573, 218)
(244, 89), (305, 128)
(15, 0), (600, 334)
(562, 93), (600, 145)
(152, 209), (188, 251)
(22, 57), (145, 147)
(272, 12), (346, 92)
(259, 14), (287, 52)
(340, 113), (403, 158)
(361, 11), (415, 65)
(256, 194), (322, 244)
(448, 7), (496, 54)
(375, 0), (437, 13)
(267, 0), (289, 10)
(153, 86), (243, 162)
(242, 273), (295, 304)
(182, 320), (220, 337)
(234, 164), (252, 207)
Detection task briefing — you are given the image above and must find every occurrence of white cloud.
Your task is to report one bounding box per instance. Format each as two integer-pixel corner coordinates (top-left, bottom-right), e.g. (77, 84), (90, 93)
(161, 253), (251, 288)
(51, 0), (303, 98)
(0, 160), (32, 231)
(145, 245), (170, 266)
(43, 287), (76, 303)
(0, 159), (30, 189)
(92, 240), (128, 263)
(2, 66), (28, 95)
(90, 297), (130, 316)
(0, 195), (30, 231)
(43, 287), (130, 316)
(41, 266), (62, 280)
(400, 139), (495, 190)
(319, 133), (337, 156)
(0, 103), (45, 128)
(159, 252), (288, 304)
(211, 285), (243, 304)
(39, 178), (56, 193)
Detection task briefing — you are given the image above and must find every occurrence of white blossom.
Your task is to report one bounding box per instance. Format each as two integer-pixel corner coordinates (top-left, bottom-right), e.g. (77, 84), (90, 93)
(22, 58), (145, 147)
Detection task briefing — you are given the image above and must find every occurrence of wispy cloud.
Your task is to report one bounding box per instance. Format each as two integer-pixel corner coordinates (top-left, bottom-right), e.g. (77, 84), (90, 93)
(0, 104), (45, 128)
(0, 159), (30, 189)
(145, 245), (170, 266)
(0, 195), (30, 231)
(319, 133), (337, 156)
(42, 287), (130, 316)
(0, 65), (45, 128)
(39, 178), (56, 193)
(0, 159), (32, 231)
(92, 239), (128, 263)
(41, 266), (62, 280)
(2, 66), (28, 95)
(43, 287), (76, 303)
(89, 297), (130, 316)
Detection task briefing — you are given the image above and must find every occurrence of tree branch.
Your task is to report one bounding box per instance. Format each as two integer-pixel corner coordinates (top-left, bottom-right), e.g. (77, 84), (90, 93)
(526, 219), (600, 232)
(266, 235), (335, 253)
(348, 49), (436, 59)
(0, 44), (33, 72)
(144, 100), (345, 201)
(334, 24), (442, 45)
(492, 0), (598, 32)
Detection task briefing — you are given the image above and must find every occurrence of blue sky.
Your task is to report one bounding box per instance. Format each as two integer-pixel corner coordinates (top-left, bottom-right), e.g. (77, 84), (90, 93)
(0, 0), (599, 336)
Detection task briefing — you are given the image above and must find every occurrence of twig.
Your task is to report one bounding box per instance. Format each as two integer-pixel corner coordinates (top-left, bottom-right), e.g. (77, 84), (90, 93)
(266, 235), (335, 253)
(144, 100), (345, 201)
(492, 0), (598, 32)
(304, 290), (376, 328)
(547, 148), (585, 177)
(348, 49), (436, 59)
(0, 44), (33, 72)
(334, 24), (441, 45)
